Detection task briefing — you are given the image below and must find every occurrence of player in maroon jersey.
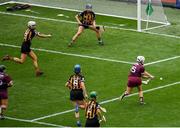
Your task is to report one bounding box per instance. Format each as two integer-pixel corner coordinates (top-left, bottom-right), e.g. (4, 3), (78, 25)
(0, 65), (13, 120)
(2, 21), (51, 77)
(119, 56), (154, 104)
(65, 64), (88, 127)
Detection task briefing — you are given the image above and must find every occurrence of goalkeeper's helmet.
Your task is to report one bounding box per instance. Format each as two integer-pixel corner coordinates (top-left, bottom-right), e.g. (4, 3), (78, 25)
(137, 56), (145, 64)
(85, 4), (92, 10)
(28, 21), (36, 29)
(0, 65), (6, 72)
(74, 64), (81, 74)
(90, 91), (97, 99)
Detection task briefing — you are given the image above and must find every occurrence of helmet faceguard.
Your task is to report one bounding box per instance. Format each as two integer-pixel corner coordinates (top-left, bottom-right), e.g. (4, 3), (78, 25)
(28, 21), (36, 29)
(137, 56), (145, 64)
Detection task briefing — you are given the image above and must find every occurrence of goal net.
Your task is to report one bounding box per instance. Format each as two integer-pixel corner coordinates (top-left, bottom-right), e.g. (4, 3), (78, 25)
(4, 0), (170, 31)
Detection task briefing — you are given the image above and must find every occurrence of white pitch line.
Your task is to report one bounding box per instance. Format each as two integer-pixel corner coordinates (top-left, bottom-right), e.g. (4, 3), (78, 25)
(0, 11), (180, 39)
(0, 43), (134, 65)
(1, 43), (179, 66)
(30, 109), (75, 122)
(5, 116), (63, 127)
(145, 56), (180, 66)
(30, 81), (180, 121)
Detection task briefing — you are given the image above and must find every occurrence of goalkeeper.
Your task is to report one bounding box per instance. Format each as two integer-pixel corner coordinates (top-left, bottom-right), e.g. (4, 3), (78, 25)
(69, 4), (104, 47)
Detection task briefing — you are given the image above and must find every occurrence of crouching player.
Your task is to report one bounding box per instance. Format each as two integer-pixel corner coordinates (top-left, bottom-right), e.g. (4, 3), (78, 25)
(69, 4), (104, 47)
(0, 65), (13, 119)
(65, 64), (88, 127)
(85, 91), (106, 127)
(119, 56), (154, 104)
(2, 21), (51, 77)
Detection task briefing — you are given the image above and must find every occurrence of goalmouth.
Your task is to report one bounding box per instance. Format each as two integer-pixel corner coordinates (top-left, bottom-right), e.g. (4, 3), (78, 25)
(0, 0), (170, 32)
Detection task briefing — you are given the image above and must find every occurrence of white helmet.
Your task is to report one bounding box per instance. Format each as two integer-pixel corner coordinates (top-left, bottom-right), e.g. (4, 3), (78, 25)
(137, 56), (145, 64)
(28, 21), (36, 28)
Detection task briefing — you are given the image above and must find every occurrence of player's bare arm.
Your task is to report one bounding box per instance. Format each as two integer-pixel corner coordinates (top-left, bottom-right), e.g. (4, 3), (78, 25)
(37, 33), (52, 38)
(75, 15), (82, 25)
(142, 71), (154, 79)
(81, 82), (88, 98)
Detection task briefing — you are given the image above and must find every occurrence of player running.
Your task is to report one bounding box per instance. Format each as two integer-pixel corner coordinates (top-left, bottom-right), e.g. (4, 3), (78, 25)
(69, 4), (104, 47)
(0, 65), (13, 120)
(2, 21), (51, 77)
(85, 91), (106, 127)
(119, 56), (154, 104)
(65, 64), (88, 127)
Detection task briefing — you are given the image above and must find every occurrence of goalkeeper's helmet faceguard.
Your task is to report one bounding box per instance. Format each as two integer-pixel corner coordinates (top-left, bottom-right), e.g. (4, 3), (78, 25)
(85, 4), (92, 10)
(137, 56), (145, 64)
(90, 91), (97, 99)
(74, 64), (81, 74)
(28, 21), (36, 29)
(0, 65), (6, 72)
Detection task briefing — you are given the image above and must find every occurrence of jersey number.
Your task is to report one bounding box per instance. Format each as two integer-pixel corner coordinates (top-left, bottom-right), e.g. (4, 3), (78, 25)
(131, 66), (137, 73)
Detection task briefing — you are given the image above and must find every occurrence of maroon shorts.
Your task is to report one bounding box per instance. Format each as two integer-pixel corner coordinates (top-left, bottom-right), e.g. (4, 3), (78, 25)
(0, 89), (8, 99)
(127, 77), (142, 87)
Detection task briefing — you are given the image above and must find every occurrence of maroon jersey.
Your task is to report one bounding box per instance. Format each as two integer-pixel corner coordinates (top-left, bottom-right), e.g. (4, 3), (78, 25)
(0, 72), (12, 90)
(129, 63), (145, 77)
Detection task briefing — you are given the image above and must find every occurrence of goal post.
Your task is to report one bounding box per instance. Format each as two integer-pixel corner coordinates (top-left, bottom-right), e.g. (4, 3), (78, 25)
(1, 0), (170, 31)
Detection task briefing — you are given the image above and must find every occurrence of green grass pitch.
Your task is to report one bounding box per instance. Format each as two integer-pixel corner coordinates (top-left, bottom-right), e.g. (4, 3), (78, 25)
(0, 3), (180, 127)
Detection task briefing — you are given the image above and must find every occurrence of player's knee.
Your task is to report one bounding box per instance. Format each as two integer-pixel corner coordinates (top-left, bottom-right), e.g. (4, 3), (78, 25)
(1, 105), (7, 109)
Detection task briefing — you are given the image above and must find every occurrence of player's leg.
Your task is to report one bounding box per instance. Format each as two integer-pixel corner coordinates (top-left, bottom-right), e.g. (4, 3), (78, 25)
(0, 99), (8, 120)
(119, 86), (132, 101)
(137, 85), (145, 104)
(29, 50), (43, 76)
(72, 101), (81, 127)
(2, 54), (27, 64)
(89, 26), (103, 45)
(69, 26), (84, 46)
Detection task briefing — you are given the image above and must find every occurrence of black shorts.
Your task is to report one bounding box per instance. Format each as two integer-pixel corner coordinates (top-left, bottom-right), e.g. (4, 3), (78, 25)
(80, 24), (91, 29)
(21, 43), (31, 54)
(85, 117), (100, 127)
(70, 89), (84, 101)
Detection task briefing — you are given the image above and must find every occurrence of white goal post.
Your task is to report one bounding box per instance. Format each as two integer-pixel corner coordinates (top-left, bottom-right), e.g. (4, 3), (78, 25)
(0, 0), (170, 31)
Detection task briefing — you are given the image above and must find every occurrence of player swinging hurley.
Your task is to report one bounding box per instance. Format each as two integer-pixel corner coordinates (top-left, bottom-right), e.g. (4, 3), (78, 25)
(0, 65), (13, 120)
(85, 91), (106, 127)
(69, 4), (104, 47)
(2, 21), (52, 77)
(65, 64), (88, 127)
(119, 56), (154, 104)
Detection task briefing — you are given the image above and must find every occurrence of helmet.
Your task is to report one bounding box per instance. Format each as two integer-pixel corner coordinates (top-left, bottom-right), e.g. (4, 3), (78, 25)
(90, 91), (97, 99)
(137, 56), (145, 64)
(74, 64), (81, 74)
(28, 21), (36, 28)
(85, 4), (92, 10)
(0, 65), (6, 72)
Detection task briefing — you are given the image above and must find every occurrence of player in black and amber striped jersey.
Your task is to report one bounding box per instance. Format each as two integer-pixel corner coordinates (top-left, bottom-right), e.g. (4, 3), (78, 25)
(65, 64), (88, 127)
(85, 91), (106, 127)
(69, 4), (104, 46)
(2, 21), (51, 76)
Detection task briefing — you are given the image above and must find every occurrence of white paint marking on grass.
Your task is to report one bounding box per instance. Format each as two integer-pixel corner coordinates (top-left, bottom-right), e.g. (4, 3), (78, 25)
(0, 11), (180, 39)
(30, 81), (180, 121)
(0, 1), (11, 6)
(5, 116), (63, 127)
(30, 109), (75, 122)
(145, 56), (180, 66)
(0, 43), (133, 65)
(1, 43), (180, 66)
